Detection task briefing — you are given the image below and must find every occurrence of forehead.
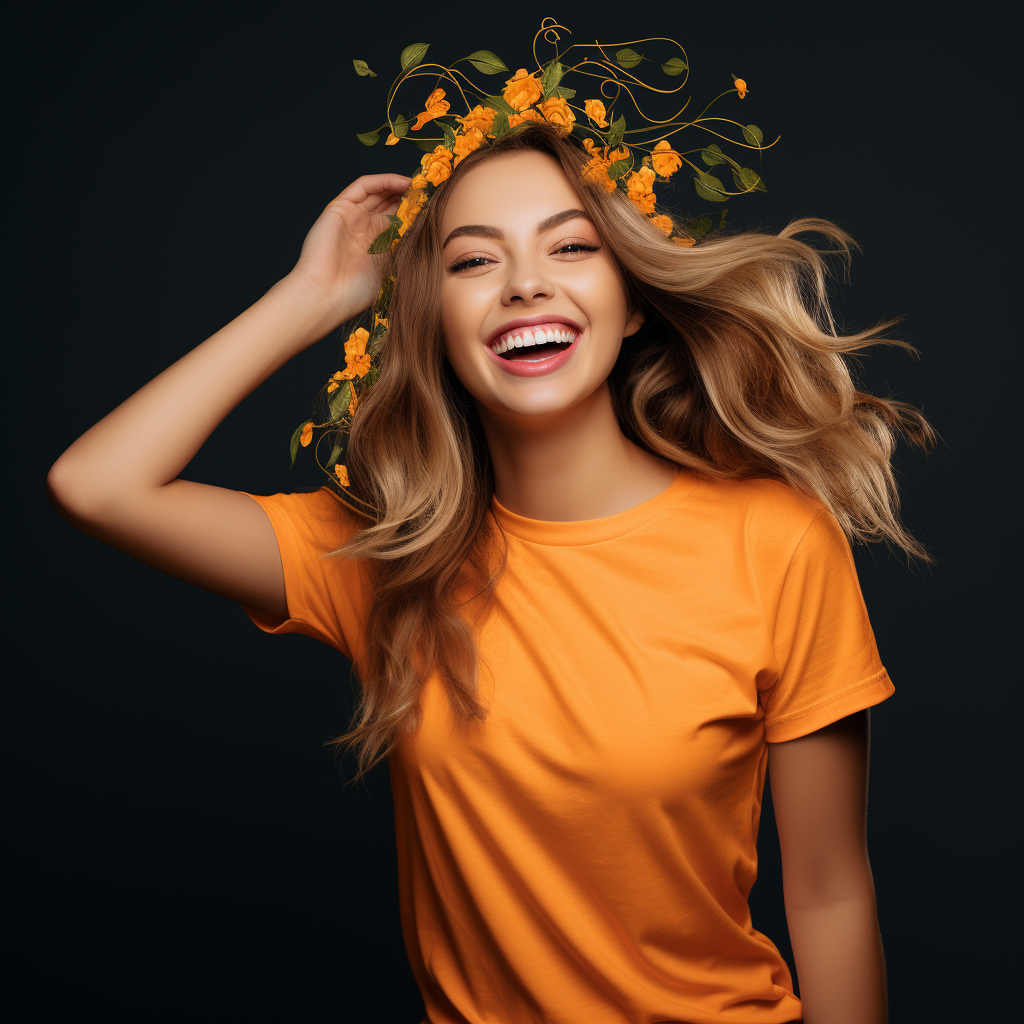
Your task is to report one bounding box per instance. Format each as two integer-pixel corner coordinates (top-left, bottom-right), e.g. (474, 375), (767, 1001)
(440, 150), (581, 232)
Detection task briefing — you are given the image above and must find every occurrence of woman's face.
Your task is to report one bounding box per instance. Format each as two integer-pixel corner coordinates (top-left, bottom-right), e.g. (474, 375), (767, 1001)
(439, 149), (642, 421)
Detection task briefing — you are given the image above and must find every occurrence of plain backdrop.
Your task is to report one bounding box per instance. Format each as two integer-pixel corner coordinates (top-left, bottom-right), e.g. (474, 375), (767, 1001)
(17, 3), (1011, 1020)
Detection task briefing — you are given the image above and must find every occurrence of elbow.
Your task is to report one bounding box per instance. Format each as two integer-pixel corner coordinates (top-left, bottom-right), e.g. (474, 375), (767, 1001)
(46, 457), (104, 524)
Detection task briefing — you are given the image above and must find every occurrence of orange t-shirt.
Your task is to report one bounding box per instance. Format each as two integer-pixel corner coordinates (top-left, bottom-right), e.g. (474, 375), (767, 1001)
(240, 467), (894, 1024)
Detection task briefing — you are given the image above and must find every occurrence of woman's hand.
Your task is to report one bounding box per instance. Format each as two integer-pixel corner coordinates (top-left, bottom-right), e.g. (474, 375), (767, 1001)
(287, 172), (413, 332)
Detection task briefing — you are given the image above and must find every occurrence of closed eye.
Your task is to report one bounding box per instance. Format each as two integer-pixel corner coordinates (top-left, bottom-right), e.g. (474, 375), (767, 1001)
(447, 242), (601, 274)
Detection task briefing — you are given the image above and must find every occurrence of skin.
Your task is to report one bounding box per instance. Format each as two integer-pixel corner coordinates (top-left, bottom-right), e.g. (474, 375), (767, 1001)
(46, 158), (887, 1022)
(439, 149), (676, 521)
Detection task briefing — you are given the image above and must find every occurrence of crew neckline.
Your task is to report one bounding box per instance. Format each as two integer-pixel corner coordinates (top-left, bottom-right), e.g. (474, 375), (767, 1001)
(491, 466), (702, 546)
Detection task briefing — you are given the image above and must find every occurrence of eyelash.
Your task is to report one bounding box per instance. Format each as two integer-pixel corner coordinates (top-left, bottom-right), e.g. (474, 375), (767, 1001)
(447, 242), (600, 274)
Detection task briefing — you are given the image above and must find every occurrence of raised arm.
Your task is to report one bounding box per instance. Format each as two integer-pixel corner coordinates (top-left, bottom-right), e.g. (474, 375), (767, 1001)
(46, 172), (411, 620)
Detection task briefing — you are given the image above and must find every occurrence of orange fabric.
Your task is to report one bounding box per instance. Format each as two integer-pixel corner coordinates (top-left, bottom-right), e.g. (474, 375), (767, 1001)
(240, 468), (893, 1024)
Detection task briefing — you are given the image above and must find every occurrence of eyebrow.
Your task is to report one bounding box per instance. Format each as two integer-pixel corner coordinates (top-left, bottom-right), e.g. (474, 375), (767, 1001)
(441, 208), (593, 250)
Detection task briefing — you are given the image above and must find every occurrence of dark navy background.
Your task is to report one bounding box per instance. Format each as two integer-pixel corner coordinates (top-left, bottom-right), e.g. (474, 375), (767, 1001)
(18, 3), (1009, 1019)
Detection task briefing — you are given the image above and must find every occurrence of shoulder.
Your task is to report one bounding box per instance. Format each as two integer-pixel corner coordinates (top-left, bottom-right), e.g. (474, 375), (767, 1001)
(688, 473), (837, 574)
(246, 485), (369, 552)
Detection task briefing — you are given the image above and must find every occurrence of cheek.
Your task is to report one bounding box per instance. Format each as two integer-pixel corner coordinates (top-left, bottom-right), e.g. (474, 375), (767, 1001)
(440, 279), (492, 352)
(569, 260), (630, 326)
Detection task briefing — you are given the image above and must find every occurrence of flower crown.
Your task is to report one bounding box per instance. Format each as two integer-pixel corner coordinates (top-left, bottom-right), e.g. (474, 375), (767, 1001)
(290, 17), (776, 508)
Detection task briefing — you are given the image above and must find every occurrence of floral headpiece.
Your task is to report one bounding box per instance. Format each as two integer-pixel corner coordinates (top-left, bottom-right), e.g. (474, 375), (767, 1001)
(290, 16), (776, 507)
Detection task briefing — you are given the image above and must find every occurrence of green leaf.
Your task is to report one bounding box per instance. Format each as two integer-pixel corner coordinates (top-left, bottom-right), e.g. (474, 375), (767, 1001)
(391, 114), (409, 138)
(732, 166), (766, 193)
(400, 43), (430, 71)
(606, 114), (626, 149)
(718, 208), (729, 229)
(483, 94), (516, 115)
(661, 57), (687, 76)
(289, 420), (311, 469)
(466, 50), (508, 75)
(356, 130), (380, 146)
(368, 327), (387, 359)
(541, 61), (566, 99)
(368, 216), (401, 254)
(690, 215), (713, 240)
(489, 110), (510, 139)
(327, 443), (343, 468)
(329, 381), (352, 422)
(438, 120), (458, 151)
(352, 59), (377, 78)
(742, 124), (764, 147)
(413, 139), (439, 151)
(615, 48), (643, 69)
(701, 143), (727, 166)
(607, 157), (632, 181)
(364, 365), (380, 388)
(375, 274), (395, 313)
(551, 85), (575, 99)
(694, 171), (728, 202)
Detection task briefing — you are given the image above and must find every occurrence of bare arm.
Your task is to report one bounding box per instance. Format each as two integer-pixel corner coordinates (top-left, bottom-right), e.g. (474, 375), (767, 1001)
(46, 172), (411, 619)
(767, 710), (888, 1024)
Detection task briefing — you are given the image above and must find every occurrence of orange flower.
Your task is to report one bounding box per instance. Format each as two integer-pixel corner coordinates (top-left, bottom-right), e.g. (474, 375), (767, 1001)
(453, 126), (485, 166)
(327, 369), (349, 391)
(503, 68), (543, 111)
(537, 96), (575, 130)
(299, 421), (313, 447)
(409, 172), (428, 190)
(385, 132), (399, 145)
(626, 166), (657, 215)
(373, 314), (388, 331)
(396, 187), (426, 235)
(583, 137), (602, 156)
(734, 78), (747, 99)
(651, 140), (683, 178)
(345, 328), (368, 358)
(582, 157), (616, 192)
(343, 328), (372, 378)
(347, 389), (359, 418)
(335, 464), (350, 487)
(420, 145), (453, 185)
(457, 104), (497, 135)
(649, 214), (674, 236)
(412, 88), (450, 131)
(584, 99), (608, 128)
(672, 235), (696, 247)
(508, 108), (543, 128)
(607, 146), (630, 164)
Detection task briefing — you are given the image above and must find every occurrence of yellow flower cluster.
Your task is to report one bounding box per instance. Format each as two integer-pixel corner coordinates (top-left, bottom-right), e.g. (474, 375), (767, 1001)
(499, 69), (576, 132)
(327, 328), (371, 396)
(581, 138), (628, 193)
(412, 88), (450, 131)
(651, 140), (683, 178)
(584, 98), (608, 128)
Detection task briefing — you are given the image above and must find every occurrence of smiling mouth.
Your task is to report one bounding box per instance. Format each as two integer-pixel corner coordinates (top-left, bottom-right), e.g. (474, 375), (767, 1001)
(489, 325), (579, 360)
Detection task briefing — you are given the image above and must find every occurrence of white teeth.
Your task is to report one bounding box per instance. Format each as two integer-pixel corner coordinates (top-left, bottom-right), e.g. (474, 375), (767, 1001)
(490, 325), (580, 354)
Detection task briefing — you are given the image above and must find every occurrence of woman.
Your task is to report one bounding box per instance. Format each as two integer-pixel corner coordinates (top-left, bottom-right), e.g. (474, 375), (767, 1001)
(47, 121), (932, 1023)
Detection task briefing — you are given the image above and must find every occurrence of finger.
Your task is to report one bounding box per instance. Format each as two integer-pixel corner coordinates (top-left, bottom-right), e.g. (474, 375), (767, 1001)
(333, 173), (413, 207)
(362, 192), (405, 216)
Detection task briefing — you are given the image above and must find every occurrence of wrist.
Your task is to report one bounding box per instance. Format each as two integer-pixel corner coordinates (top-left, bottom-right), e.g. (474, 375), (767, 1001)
(268, 272), (358, 348)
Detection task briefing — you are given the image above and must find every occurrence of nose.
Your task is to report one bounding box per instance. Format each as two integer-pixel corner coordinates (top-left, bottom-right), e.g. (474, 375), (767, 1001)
(500, 251), (557, 306)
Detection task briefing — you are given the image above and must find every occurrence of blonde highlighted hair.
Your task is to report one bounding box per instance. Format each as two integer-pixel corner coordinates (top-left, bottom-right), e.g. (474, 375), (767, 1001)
(323, 121), (936, 781)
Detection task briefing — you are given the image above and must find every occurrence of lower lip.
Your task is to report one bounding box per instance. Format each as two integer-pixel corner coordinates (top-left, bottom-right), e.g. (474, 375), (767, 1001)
(484, 332), (581, 377)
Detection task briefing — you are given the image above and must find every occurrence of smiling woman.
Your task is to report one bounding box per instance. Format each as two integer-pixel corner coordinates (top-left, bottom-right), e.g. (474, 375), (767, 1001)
(47, 118), (934, 1024)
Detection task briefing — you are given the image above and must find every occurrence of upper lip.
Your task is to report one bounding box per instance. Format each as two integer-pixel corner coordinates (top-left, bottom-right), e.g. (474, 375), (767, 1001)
(484, 313), (584, 349)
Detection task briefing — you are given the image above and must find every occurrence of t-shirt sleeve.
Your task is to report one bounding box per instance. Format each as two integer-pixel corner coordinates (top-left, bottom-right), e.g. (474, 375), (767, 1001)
(238, 486), (371, 663)
(760, 506), (895, 743)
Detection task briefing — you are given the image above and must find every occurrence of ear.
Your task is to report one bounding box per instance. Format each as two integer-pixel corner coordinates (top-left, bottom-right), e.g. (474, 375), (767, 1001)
(623, 305), (645, 338)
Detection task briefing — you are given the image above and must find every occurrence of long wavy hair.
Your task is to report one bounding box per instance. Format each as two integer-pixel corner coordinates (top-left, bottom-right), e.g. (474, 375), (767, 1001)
(326, 121), (937, 782)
